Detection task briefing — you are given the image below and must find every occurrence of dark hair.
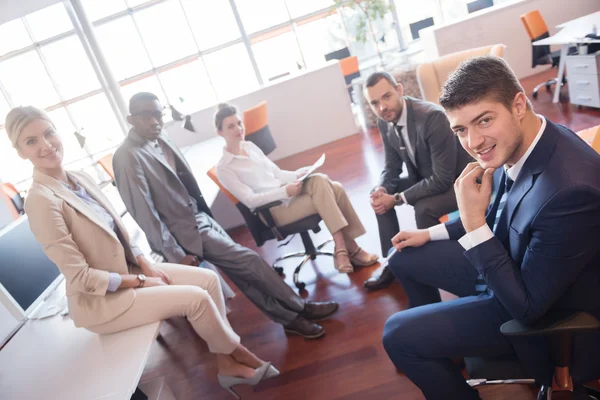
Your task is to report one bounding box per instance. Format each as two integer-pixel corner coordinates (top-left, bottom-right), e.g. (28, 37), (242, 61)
(214, 103), (237, 130)
(439, 55), (531, 111)
(129, 92), (159, 114)
(364, 71), (398, 89)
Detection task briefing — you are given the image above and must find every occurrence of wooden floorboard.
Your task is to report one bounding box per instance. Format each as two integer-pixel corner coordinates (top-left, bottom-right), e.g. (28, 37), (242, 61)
(140, 70), (600, 400)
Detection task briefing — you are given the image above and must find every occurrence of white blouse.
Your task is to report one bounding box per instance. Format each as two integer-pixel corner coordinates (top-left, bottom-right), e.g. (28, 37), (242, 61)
(216, 141), (298, 210)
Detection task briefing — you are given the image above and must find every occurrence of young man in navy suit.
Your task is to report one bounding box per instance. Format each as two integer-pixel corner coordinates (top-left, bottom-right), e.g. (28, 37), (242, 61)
(382, 55), (600, 400)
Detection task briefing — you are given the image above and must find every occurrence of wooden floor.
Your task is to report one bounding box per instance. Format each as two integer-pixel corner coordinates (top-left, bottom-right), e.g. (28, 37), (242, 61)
(140, 69), (600, 400)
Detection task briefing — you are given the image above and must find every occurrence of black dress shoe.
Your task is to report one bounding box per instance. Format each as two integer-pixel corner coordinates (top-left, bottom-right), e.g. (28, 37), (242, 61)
(283, 317), (325, 339)
(300, 301), (339, 321)
(363, 267), (395, 291)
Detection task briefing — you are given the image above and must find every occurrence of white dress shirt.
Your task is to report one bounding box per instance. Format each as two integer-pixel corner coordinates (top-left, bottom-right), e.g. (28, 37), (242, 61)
(216, 141), (298, 210)
(428, 115), (547, 249)
(389, 98), (413, 205)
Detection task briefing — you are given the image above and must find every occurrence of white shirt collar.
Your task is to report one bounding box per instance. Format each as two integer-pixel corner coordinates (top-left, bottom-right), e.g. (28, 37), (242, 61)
(505, 115), (546, 182)
(220, 141), (249, 165)
(395, 98), (408, 128)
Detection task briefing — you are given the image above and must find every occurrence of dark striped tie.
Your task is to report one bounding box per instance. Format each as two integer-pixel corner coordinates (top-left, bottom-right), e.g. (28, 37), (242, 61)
(475, 174), (514, 294)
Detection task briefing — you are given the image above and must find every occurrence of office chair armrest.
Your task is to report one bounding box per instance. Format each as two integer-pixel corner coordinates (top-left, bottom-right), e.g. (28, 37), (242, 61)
(253, 201), (284, 240)
(500, 311), (600, 337)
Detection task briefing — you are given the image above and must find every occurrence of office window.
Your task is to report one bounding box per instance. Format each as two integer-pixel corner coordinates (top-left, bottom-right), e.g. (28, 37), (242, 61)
(252, 30), (304, 81)
(120, 75), (170, 117)
(24, 3), (73, 42)
(133, 0), (197, 68)
(42, 36), (102, 100)
(94, 16), (153, 81)
(83, 0), (127, 22)
(0, 94), (10, 125)
(0, 130), (33, 184)
(285, 0), (335, 19)
(46, 107), (89, 167)
(203, 43), (259, 101)
(126, 0), (153, 7)
(393, 0), (442, 42)
(340, 6), (398, 61)
(234, 0), (290, 34)
(159, 60), (217, 113)
(296, 13), (347, 69)
(0, 20), (33, 57)
(0, 51), (60, 109)
(181, 0), (241, 50)
(67, 94), (124, 152)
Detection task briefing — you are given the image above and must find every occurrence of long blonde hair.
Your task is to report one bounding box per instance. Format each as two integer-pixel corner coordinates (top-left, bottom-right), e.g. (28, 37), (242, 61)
(5, 106), (55, 148)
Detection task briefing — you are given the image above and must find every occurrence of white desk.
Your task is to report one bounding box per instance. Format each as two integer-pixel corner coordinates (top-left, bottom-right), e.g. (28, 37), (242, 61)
(533, 11), (600, 103)
(0, 282), (163, 400)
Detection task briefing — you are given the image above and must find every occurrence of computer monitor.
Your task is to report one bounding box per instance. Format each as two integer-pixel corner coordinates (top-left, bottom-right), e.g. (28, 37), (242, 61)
(324, 47), (351, 62)
(467, 0), (494, 14)
(410, 17), (435, 40)
(0, 216), (63, 345)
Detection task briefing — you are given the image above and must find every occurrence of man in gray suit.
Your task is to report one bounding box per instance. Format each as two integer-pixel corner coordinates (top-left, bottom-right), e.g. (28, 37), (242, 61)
(113, 92), (338, 339)
(363, 72), (472, 290)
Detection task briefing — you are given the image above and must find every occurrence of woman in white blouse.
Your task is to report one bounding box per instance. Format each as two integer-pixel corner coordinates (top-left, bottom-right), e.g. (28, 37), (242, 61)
(6, 106), (275, 398)
(214, 103), (377, 273)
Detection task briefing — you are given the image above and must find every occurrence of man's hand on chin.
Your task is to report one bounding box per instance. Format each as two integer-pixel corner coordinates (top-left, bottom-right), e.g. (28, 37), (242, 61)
(455, 162), (495, 232)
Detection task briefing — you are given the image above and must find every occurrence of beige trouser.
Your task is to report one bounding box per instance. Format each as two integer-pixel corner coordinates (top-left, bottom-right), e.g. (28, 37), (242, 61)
(269, 173), (366, 239)
(88, 263), (240, 355)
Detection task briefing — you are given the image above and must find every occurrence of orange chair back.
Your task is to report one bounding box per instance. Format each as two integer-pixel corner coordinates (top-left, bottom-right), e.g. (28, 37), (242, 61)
(243, 101), (268, 136)
(1, 183), (20, 220)
(520, 10), (549, 40)
(98, 153), (115, 180)
(207, 166), (239, 205)
(591, 126), (600, 154)
(339, 56), (359, 77)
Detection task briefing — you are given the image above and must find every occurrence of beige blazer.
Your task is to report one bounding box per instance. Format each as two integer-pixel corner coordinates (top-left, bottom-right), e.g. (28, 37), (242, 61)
(24, 169), (138, 328)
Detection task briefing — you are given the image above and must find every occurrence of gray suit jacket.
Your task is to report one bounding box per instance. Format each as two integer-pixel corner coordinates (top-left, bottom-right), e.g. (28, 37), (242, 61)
(377, 97), (472, 204)
(113, 130), (212, 263)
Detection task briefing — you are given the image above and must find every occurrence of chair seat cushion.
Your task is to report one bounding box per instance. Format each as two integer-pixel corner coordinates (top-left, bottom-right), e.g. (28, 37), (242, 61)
(465, 355), (529, 380)
(277, 214), (322, 237)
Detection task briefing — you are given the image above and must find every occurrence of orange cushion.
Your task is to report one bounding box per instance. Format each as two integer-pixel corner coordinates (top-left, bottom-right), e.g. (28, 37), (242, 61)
(243, 101), (268, 135)
(207, 167), (239, 205)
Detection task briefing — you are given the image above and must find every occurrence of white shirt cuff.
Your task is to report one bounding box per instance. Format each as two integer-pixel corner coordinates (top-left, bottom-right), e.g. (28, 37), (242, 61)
(400, 192), (408, 205)
(428, 223), (449, 241)
(458, 224), (494, 250)
(107, 273), (122, 292)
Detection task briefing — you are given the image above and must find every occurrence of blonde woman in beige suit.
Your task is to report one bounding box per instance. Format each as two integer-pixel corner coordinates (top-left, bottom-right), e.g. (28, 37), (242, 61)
(5, 106), (275, 399)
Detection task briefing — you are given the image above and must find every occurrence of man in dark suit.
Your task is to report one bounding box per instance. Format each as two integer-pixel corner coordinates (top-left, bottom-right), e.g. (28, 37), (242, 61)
(112, 92), (339, 339)
(382, 56), (600, 400)
(363, 72), (472, 290)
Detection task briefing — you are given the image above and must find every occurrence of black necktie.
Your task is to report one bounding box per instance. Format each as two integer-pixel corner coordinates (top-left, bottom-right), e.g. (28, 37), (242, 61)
(395, 125), (416, 167)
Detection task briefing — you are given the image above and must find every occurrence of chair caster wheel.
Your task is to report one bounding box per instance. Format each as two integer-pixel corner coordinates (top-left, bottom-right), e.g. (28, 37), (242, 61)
(532, 91), (538, 99)
(274, 266), (284, 276)
(296, 282), (306, 291)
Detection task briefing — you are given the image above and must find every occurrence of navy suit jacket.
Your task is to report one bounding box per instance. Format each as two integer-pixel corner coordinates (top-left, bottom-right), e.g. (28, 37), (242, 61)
(446, 118), (600, 322)
(446, 119), (600, 378)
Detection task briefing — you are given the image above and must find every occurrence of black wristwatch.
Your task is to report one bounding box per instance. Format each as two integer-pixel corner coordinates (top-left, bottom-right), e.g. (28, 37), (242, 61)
(394, 193), (404, 206)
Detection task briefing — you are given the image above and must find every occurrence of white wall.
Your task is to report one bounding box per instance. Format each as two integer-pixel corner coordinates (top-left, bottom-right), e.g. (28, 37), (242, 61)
(420, 0), (600, 78)
(0, 0), (63, 25)
(165, 61), (358, 162)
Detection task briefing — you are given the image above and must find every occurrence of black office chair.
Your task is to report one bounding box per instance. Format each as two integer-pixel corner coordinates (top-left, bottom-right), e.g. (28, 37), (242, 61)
(465, 311), (600, 400)
(207, 167), (333, 292)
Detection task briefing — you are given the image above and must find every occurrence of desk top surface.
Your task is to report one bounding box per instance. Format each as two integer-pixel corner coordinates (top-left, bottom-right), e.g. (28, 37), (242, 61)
(534, 11), (600, 46)
(0, 283), (161, 400)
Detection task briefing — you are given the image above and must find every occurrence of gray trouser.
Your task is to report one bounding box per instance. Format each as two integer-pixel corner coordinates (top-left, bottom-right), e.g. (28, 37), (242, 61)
(194, 213), (305, 325)
(376, 178), (458, 255)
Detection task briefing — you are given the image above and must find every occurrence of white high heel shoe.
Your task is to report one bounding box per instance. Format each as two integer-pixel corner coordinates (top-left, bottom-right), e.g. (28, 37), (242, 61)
(218, 362), (271, 399)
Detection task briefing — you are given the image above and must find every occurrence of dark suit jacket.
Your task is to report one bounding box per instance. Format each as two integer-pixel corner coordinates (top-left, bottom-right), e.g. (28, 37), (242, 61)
(377, 97), (472, 204)
(446, 119), (600, 379)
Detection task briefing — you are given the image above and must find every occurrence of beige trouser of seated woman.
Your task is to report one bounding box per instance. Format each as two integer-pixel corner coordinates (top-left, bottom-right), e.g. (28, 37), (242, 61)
(267, 173), (377, 273)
